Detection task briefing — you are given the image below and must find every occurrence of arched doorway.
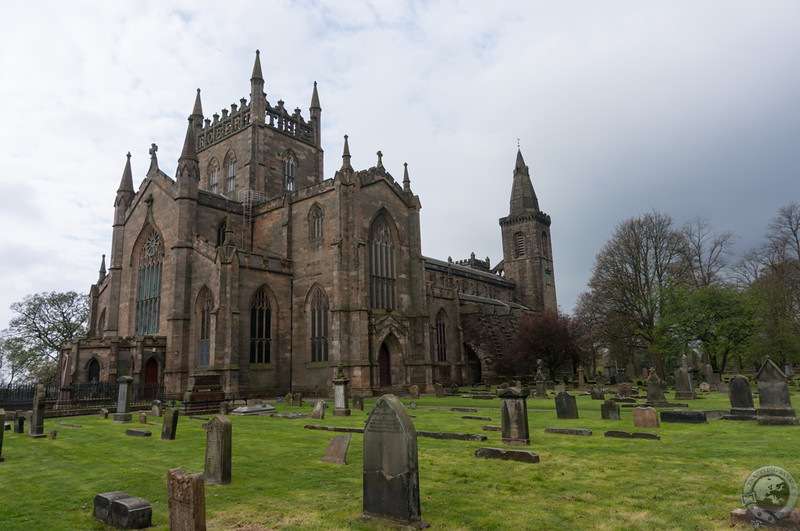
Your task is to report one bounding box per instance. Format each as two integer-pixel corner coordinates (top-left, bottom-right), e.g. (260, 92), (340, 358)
(378, 343), (391, 387)
(143, 358), (159, 398)
(87, 359), (100, 382)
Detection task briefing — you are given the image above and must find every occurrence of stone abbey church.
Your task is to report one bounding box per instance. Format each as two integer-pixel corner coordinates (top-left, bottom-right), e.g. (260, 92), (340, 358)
(58, 51), (556, 400)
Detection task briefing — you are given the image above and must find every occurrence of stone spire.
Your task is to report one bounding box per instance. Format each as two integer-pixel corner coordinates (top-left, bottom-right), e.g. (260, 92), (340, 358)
(341, 135), (353, 171)
(176, 117), (199, 180)
(115, 152), (135, 206)
(251, 49), (264, 81)
(508, 148), (539, 216)
(403, 162), (411, 193)
(309, 81), (322, 148)
(97, 254), (107, 284)
(191, 88), (204, 132)
(310, 81), (321, 110)
(250, 50), (265, 124)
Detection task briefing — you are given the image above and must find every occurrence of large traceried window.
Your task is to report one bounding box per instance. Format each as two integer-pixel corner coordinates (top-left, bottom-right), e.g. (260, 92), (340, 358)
(250, 287), (271, 364)
(435, 310), (448, 362)
(310, 288), (329, 362)
(369, 213), (396, 310)
(224, 151), (236, 193)
(282, 150), (296, 191)
(135, 229), (163, 335)
(209, 158), (220, 194)
(198, 288), (213, 366)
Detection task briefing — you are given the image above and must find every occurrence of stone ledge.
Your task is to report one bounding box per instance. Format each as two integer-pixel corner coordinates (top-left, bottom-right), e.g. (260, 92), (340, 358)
(544, 427), (592, 436)
(475, 447), (540, 463)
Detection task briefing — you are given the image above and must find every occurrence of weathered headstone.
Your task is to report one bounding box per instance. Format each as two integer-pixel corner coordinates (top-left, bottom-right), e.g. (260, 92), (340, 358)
(553, 382), (566, 394)
(332, 363), (351, 416)
(408, 402), (417, 410)
(94, 491), (131, 524)
(322, 432), (351, 464)
(589, 384), (604, 400)
(497, 383), (530, 446)
(534, 381), (548, 399)
(363, 394), (422, 524)
(723, 375), (757, 420)
(312, 400), (326, 420)
(434, 383), (445, 398)
(660, 410), (707, 423)
(475, 447), (539, 463)
(139, 412), (148, 424)
(601, 400), (621, 420)
(204, 415), (232, 485)
(125, 429), (152, 437)
(0, 409), (5, 462)
(698, 382), (711, 392)
(292, 392), (304, 407)
(284, 392), (293, 406)
(48, 429), (58, 440)
(646, 368), (666, 403)
(111, 496), (152, 529)
(555, 391), (579, 419)
(151, 400), (163, 417)
(673, 367), (696, 400)
(113, 376), (134, 423)
(617, 382), (632, 398)
(219, 401), (229, 416)
(577, 365), (587, 391)
(705, 364), (720, 391)
(755, 357), (798, 425)
(167, 468), (206, 531)
(14, 412), (25, 434)
(352, 396), (364, 411)
(632, 406), (659, 428)
(99, 408), (109, 419)
(29, 384), (46, 437)
(409, 384), (420, 399)
(161, 408), (180, 440)
(544, 427), (592, 436)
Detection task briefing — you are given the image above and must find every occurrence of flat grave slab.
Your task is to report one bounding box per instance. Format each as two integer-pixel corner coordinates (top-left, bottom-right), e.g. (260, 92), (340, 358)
(475, 447), (540, 463)
(544, 427), (592, 436)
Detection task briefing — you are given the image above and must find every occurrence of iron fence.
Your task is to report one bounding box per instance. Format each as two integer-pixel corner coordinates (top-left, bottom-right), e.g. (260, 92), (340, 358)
(0, 382), (164, 411)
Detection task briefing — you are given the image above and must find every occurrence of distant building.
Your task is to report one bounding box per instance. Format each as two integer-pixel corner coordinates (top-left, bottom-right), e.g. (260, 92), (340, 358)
(58, 51), (556, 400)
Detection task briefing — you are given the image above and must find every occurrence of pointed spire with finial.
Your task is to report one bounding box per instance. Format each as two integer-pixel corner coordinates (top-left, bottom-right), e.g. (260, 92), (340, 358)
(403, 162), (411, 193)
(341, 135), (353, 171)
(97, 254), (107, 284)
(176, 117), (199, 181)
(508, 147), (539, 216)
(251, 49), (264, 81)
(115, 152), (135, 207)
(310, 81), (321, 110)
(191, 88), (204, 128)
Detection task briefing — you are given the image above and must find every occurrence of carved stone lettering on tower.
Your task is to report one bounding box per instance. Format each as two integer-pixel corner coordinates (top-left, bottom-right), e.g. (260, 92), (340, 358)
(167, 467), (206, 531)
(363, 394), (422, 524)
(204, 415), (232, 484)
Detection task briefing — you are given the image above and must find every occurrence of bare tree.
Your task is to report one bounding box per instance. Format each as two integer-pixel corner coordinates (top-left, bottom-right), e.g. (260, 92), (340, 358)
(681, 216), (735, 288)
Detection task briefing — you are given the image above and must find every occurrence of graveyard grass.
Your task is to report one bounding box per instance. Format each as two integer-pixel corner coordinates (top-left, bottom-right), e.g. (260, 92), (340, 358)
(1, 390), (798, 530)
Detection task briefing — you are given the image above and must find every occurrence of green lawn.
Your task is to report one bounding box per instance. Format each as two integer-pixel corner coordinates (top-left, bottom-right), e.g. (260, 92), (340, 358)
(1, 389), (798, 530)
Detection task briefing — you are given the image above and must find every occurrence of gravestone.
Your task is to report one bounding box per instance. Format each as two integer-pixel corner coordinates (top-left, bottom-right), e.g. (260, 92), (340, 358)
(322, 432), (351, 464)
(292, 393), (304, 407)
(755, 357), (798, 425)
(534, 381), (548, 399)
(111, 496), (152, 529)
(99, 408), (109, 419)
(48, 429), (57, 440)
(167, 468), (206, 531)
(352, 396), (364, 411)
(113, 376), (134, 423)
(0, 409), (5, 462)
(553, 383), (566, 394)
(139, 412), (148, 424)
(161, 408), (180, 440)
(705, 364), (720, 391)
(29, 384), (46, 437)
(409, 385), (420, 399)
(219, 401), (229, 416)
(497, 383), (530, 446)
(617, 383), (632, 398)
(434, 383), (445, 398)
(204, 415), (232, 485)
(577, 365), (587, 391)
(632, 406), (659, 428)
(332, 363), (351, 416)
(589, 384), (604, 400)
(723, 375), (756, 420)
(673, 367), (696, 400)
(408, 402), (417, 410)
(475, 447), (540, 463)
(555, 391), (579, 419)
(284, 392), (293, 406)
(449, 383), (459, 394)
(14, 412), (25, 434)
(151, 400), (163, 417)
(660, 410), (707, 423)
(601, 400), (621, 420)
(94, 491), (131, 523)
(312, 400), (326, 420)
(698, 382), (710, 392)
(646, 368), (666, 403)
(363, 394), (422, 524)
(125, 429), (152, 437)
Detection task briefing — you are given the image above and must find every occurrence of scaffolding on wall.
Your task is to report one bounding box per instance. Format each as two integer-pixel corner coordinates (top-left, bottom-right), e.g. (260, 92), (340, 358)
(238, 187), (267, 250)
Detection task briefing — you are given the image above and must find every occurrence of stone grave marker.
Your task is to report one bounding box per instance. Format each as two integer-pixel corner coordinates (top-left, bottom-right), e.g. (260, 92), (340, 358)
(555, 391), (579, 419)
(577, 365), (587, 391)
(601, 400), (621, 420)
(312, 400), (326, 420)
(352, 396), (364, 411)
(589, 384), (604, 400)
(125, 429), (152, 437)
(723, 375), (756, 420)
(554, 382), (566, 394)
(284, 392), (293, 406)
(139, 412), (148, 424)
(0, 409), (5, 462)
(434, 383), (445, 398)
(151, 400), (163, 417)
(94, 491), (131, 523)
(475, 447), (539, 463)
(14, 411), (25, 434)
(617, 382), (632, 398)
(755, 357), (798, 425)
(660, 410), (707, 423)
(332, 363), (351, 416)
(29, 384), (46, 437)
(632, 406), (659, 428)
(111, 496), (152, 529)
(409, 384), (420, 399)
(673, 367), (696, 400)
(705, 364), (720, 391)
(99, 408), (109, 419)
(646, 369), (666, 403)
(204, 415), (232, 485)
(363, 394), (422, 524)
(167, 467), (206, 531)
(544, 427), (592, 436)
(162, 408), (180, 440)
(48, 429), (57, 440)
(322, 432), (351, 464)
(113, 376), (134, 423)
(408, 402), (417, 410)
(497, 383), (530, 446)
(219, 401), (230, 416)
(292, 393), (304, 407)
(698, 382), (710, 392)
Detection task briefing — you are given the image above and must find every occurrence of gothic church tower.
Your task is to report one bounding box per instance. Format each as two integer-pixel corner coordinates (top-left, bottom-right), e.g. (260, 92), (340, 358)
(499, 149), (556, 311)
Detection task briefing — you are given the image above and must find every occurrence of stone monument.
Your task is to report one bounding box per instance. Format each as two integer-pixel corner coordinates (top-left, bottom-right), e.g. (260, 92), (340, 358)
(577, 365), (587, 391)
(497, 382), (531, 446)
(600, 400), (621, 420)
(29, 383), (46, 437)
(204, 415), (232, 484)
(409, 384), (420, 399)
(673, 367), (696, 400)
(755, 357), (798, 425)
(167, 468), (206, 531)
(362, 394), (422, 524)
(646, 368), (666, 404)
(534, 359), (548, 398)
(332, 363), (351, 416)
(161, 408), (180, 440)
(113, 376), (134, 423)
(555, 391), (579, 419)
(722, 375), (757, 420)
(311, 400), (326, 420)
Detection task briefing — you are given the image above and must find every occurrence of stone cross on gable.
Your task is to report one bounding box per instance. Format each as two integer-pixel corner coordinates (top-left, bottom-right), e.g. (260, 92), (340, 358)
(149, 143), (158, 158)
(376, 151), (383, 168)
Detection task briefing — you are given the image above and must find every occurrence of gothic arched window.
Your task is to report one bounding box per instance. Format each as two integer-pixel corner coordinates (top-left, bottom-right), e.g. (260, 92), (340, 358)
(216, 219), (227, 247)
(369, 213), (396, 310)
(310, 288), (329, 362)
(282, 150), (296, 191)
(208, 157), (220, 194)
(135, 229), (163, 335)
(250, 287), (271, 364)
(224, 151), (237, 193)
(435, 310), (448, 362)
(198, 288), (213, 366)
(309, 204), (324, 241)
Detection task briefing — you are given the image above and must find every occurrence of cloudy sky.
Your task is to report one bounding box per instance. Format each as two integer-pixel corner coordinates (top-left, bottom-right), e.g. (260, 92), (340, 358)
(0, 1), (798, 332)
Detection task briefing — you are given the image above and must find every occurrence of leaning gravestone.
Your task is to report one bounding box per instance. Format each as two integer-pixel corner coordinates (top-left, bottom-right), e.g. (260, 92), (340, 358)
(646, 369), (666, 403)
(322, 432), (351, 465)
(162, 408), (180, 440)
(601, 400), (621, 420)
(434, 383), (445, 398)
(29, 384), (46, 438)
(755, 357), (798, 425)
(204, 415), (232, 484)
(673, 367), (696, 400)
(312, 400), (326, 420)
(113, 376), (134, 423)
(723, 375), (757, 420)
(0, 409), (5, 462)
(555, 391), (579, 419)
(409, 385), (420, 399)
(497, 383), (531, 446)
(363, 394), (422, 524)
(632, 406), (659, 428)
(167, 467), (206, 531)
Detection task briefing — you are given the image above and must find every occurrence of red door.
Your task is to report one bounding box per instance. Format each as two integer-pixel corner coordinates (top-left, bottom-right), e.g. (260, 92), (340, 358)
(143, 358), (159, 398)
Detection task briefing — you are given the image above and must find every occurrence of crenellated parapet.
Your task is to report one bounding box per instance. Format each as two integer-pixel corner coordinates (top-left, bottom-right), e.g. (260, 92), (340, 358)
(198, 98), (252, 149)
(499, 210), (551, 227)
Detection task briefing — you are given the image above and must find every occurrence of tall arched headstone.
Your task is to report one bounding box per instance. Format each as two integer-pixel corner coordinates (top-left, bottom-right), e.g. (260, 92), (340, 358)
(204, 415), (232, 484)
(362, 394), (422, 524)
(756, 357), (798, 425)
